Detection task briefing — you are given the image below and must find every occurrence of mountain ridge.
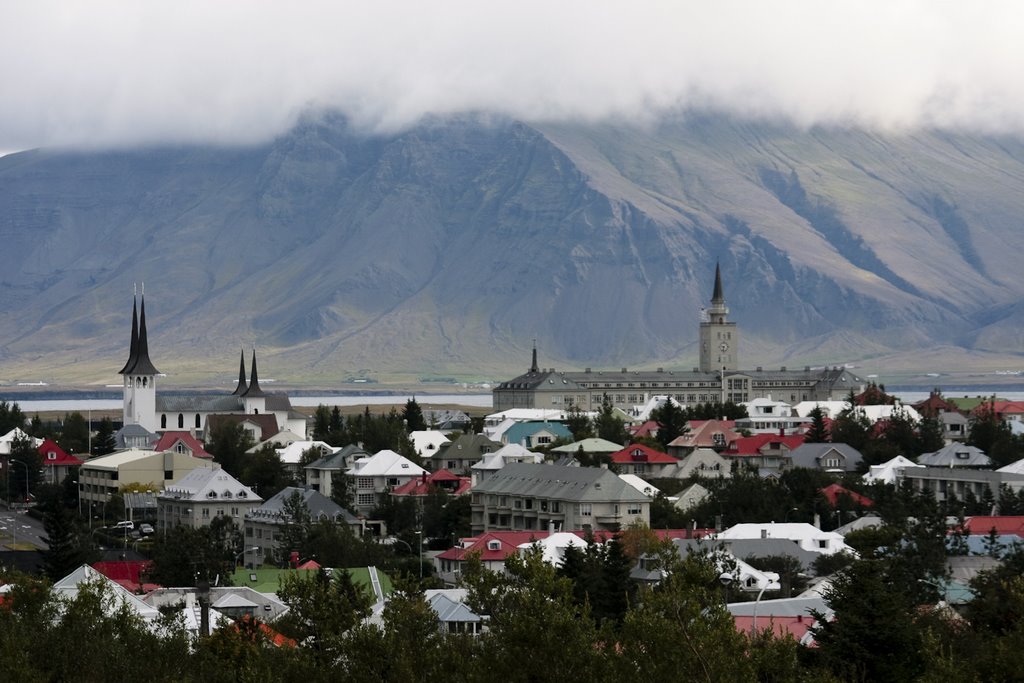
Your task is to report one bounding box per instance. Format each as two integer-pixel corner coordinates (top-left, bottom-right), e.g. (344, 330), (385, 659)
(1, 113), (1023, 385)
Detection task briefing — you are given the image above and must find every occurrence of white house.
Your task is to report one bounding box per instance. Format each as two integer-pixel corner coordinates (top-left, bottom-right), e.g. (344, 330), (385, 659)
(409, 430), (450, 460)
(715, 522), (854, 556)
(157, 467), (261, 531)
(863, 455), (925, 485)
(348, 449), (427, 514)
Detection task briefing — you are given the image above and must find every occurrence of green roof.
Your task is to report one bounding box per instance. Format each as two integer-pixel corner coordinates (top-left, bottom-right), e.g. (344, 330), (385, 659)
(229, 566), (392, 597)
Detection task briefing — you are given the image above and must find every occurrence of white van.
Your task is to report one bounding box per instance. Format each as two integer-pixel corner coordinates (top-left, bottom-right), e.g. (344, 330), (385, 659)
(112, 520), (134, 530)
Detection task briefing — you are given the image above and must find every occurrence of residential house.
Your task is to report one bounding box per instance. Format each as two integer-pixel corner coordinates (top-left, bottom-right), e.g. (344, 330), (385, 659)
(736, 398), (810, 435)
(715, 522), (855, 556)
(409, 430), (450, 461)
(0, 427), (39, 454)
(348, 450), (427, 515)
(618, 473), (660, 498)
(79, 449), (217, 505)
(471, 443), (542, 484)
(673, 447), (731, 479)
(36, 438), (83, 485)
(673, 482), (711, 512)
(501, 421), (573, 448)
(918, 444), (992, 469)
(549, 438), (623, 460)
(470, 462), (650, 534)
(789, 443), (864, 473)
(610, 444), (680, 477)
(862, 455), (924, 485)
(434, 434), (502, 475)
(206, 414), (280, 445)
(244, 487), (362, 567)
(668, 420), (740, 456)
(391, 469), (471, 500)
(157, 467), (261, 531)
(246, 429), (307, 453)
(425, 589), (485, 636)
(153, 431), (212, 459)
(482, 408), (570, 441)
(722, 433), (805, 472)
(304, 444), (369, 498)
(275, 440), (339, 478)
(422, 409), (471, 432)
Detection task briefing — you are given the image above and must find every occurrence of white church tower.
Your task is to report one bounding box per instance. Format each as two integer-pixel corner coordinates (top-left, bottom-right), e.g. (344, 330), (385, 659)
(119, 292), (160, 432)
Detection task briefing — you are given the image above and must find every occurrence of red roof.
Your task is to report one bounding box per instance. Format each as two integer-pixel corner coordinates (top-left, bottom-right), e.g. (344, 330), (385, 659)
(153, 431), (212, 458)
(960, 516), (1024, 536)
(733, 614), (817, 642)
(610, 444), (678, 464)
(37, 438), (83, 467)
(819, 483), (873, 508)
(669, 420), (740, 449)
(724, 433), (805, 456)
(629, 420), (660, 438)
(92, 560), (157, 593)
(234, 614), (297, 648)
(392, 469), (472, 497)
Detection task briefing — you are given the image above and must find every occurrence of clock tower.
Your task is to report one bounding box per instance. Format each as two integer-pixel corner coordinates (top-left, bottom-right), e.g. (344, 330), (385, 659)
(699, 263), (738, 372)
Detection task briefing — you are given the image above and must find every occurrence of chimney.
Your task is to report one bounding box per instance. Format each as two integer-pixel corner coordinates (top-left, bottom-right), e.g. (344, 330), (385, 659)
(813, 513), (821, 529)
(761, 528), (768, 539)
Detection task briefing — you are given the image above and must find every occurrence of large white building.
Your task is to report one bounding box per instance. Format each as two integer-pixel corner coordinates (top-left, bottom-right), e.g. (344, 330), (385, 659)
(117, 294), (308, 439)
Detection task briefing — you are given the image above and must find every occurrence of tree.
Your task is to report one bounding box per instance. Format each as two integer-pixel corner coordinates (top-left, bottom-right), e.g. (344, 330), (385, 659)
(804, 406), (830, 443)
(330, 470), (355, 513)
(57, 412), (90, 456)
(6, 434), (42, 503)
(0, 401), (26, 434)
(206, 420), (255, 477)
(277, 490), (312, 565)
(240, 444), (292, 500)
(311, 405), (331, 441)
(651, 397), (688, 451)
(564, 403), (593, 441)
(149, 520), (240, 587)
(594, 394), (629, 445)
(92, 417), (117, 456)
(40, 496), (89, 580)
(401, 398), (426, 433)
(275, 568), (374, 665)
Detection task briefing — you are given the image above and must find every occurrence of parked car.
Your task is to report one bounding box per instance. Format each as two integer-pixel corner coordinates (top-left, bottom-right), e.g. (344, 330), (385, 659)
(139, 523), (154, 535)
(112, 520), (134, 530)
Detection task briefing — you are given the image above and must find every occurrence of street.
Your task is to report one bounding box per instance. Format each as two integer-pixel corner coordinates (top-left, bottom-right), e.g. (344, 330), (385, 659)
(0, 508), (49, 550)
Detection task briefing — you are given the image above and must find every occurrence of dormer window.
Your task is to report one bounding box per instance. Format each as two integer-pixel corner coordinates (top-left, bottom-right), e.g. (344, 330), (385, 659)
(207, 491), (217, 499)
(47, 452), (57, 460)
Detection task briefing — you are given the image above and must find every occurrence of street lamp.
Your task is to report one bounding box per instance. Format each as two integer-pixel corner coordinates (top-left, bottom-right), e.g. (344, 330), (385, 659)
(235, 546), (260, 570)
(415, 529), (424, 580)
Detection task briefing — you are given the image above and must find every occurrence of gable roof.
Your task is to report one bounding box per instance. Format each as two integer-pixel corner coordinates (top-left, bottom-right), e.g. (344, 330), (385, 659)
(918, 444), (992, 468)
(550, 437), (624, 454)
(789, 443), (864, 471)
(153, 431), (211, 458)
(246, 486), (357, 524)
(437, 433), (503, 460)
(670, 420), (740, 450)
(471, 462), (649, 503)
(724, 433), (805, 456)
(37, 438), (83, 466)
(349, 449), (426, 478)
(391, 469), (472, 497)
(610, 444), (678, 464)
(206, 413), (279, 441)
(819, 483), (873, 508)
(160, 467), (260, 503)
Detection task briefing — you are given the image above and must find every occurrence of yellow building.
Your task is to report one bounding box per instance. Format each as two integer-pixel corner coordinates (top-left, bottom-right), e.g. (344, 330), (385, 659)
(79, 448), (218, 505)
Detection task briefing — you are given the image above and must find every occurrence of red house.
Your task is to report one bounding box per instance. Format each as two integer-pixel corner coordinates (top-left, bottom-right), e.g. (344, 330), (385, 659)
(37, 438), (83, 485)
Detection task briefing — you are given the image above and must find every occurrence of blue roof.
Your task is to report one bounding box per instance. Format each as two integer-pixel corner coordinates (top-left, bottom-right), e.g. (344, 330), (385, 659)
(503, 421), (572, 447)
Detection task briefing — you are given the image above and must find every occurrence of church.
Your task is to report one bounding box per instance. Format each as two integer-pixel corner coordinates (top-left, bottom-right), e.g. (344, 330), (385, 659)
(492, 265), (866, 412)
(118, 294), (308, 441)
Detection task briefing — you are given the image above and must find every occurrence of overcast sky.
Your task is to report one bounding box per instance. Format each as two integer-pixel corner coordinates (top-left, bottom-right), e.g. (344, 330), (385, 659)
(1, 1), (1022, 150)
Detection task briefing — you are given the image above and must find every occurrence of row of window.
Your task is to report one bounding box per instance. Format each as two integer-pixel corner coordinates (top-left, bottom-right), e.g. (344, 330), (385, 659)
(160, 414), (203, 429)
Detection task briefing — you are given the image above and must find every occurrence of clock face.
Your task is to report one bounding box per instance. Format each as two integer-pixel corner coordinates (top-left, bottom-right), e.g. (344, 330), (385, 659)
(719, 342), (730, 352)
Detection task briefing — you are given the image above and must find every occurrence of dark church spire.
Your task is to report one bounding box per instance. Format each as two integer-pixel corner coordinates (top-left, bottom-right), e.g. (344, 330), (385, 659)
(242, 349), (264, 397)
(119, 287), (159, 376)
(232, 348), (248, 395)
(130, 291), (161, 376)
(118, 291), (139, 375)
(711, 261), (725, 305)
(530, 339), (539, 373)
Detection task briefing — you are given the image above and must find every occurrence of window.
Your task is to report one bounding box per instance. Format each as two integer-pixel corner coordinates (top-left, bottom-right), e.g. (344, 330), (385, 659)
(514, 499), (522, 509)
(525, 499), (533, 510)
(47, 452), (56, 460)
(551, 501), (561, 513)
(161, 414), (167, 429)
(201, 508), (210, 519)
(357, 493), (376, 506)
(627, 504), (642, 515)
(195, 414), (202, 429)
(578, 504), (592, 516)
(177, 413), (184, 428)
(357, 477), (374, 489)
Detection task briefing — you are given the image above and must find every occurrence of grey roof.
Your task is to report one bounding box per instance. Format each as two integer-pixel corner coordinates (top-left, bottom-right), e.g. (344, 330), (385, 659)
(426, 591), (482, 624)
(157, 394), (243, 412)
(471, 462), (648, 503)
(307, 444), (369, 471)
(247, 486), (358, 524)
(497, 366), (864, 392)
(550, 438), (624, 454)
(727, 595), (830, 619)
(918, 444), (992, 468)
(438, 433), (503, 460)
(789, 443), (864, 471)
(114, 424), (156, 449)
(673, 537), (820, 572)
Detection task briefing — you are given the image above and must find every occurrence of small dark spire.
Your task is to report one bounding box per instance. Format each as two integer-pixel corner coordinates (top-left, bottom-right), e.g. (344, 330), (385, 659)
(530, 339), (539, 373)
(232, 348), (248, 395)
(129, 293), (161, 376)
(711, 262), (725, 305)
(242, 349), (265, 397)
(118, 293), (139, 375)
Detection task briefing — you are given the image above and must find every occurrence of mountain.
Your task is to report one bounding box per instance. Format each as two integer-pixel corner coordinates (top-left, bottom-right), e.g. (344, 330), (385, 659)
(2, 113), (1024, 386)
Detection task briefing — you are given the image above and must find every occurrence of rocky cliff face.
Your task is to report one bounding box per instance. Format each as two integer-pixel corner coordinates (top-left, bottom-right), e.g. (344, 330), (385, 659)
(1, 113), (1023, 384)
